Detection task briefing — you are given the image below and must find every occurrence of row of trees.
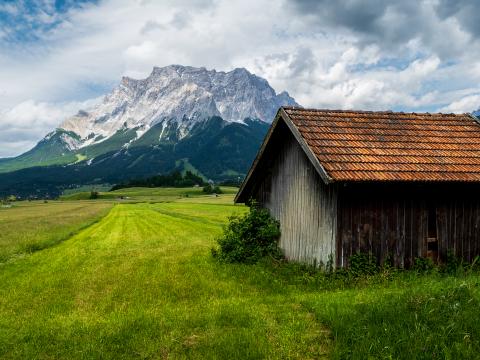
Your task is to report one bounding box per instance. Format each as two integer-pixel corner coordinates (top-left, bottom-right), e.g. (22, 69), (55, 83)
(110, 171), (206, 191)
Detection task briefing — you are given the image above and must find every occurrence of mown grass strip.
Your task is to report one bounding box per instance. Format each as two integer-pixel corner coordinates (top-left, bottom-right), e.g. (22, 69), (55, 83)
(0, 201), (113, 263)
(149, 207), (228, 227)
(0, 203), (331, 359)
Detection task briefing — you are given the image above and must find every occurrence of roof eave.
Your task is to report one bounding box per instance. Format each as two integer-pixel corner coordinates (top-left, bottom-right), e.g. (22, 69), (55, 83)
(279, 107), (333, 185)
(234, 109), (284, 203)
(234, 107), (334, 203)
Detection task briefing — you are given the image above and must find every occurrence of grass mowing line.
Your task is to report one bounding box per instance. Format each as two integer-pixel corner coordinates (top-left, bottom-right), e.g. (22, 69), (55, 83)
(2, 209), (110, 264)
(130, 202), (243, 231)
(0, 203), (115, 265)
(149, 202), (246, 225)
(125, 206), (223, 250)
(0, 202), (100, 220)
(149, 207), (229, 227)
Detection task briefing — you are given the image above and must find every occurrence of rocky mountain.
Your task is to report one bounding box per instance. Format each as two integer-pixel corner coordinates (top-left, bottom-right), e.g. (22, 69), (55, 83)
(0, 65), (298, 197)
(59, 65), (295, 144)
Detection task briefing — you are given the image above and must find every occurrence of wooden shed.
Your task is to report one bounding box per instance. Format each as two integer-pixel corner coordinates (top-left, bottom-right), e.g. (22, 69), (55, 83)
(235, 107), (480, 268)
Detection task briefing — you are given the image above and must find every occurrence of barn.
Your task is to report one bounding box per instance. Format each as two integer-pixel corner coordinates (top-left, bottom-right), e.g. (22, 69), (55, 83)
(235, 107), (480, 268)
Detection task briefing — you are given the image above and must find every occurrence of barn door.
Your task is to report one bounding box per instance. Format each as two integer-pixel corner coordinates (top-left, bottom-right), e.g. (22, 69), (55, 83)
(426, 203), (438, 262)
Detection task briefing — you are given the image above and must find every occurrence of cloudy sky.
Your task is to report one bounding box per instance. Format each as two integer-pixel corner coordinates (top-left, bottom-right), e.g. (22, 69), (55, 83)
(1, 0), (480, 157)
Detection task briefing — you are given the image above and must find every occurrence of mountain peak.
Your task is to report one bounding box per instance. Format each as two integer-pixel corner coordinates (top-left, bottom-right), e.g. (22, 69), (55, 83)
(60, 64), (299, 143)
(232, 67), (249, 74)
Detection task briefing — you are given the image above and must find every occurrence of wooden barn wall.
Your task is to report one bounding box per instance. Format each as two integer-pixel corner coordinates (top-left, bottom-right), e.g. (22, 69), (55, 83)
(337, 183), (480, 268)
(252, 121), (338, 266)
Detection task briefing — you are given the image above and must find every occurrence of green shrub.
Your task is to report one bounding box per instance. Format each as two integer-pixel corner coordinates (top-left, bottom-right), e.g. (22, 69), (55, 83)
(413, 257), (435, 273)
(443, 250), (464, 274)
(203, 185), (222, 194)
(89, 191), (99, 199)
(110, 170), (205, 191)
(212, 202), (281, 263)
(348, 252), (378, 276)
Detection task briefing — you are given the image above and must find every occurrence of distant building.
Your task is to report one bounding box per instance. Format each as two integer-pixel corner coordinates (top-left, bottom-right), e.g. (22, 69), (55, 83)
(236, 107), (480, 268)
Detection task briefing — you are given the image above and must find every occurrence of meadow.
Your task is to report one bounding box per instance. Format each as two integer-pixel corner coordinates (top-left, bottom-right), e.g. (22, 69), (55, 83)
(0, 200), (112, 263)
(60, 186), (239, 202)
(0, 189), (479, 359)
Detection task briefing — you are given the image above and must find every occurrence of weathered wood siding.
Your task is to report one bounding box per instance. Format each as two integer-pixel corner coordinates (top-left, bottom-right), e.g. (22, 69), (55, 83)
(253, 122), (338, 266)
(436, 196), (480, 264)
(337, 183), (480, 268)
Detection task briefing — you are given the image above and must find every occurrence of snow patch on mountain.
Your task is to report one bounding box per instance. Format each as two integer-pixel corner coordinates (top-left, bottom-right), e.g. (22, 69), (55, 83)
(59, 65), (298, 146)
(60, 133), (82, 151)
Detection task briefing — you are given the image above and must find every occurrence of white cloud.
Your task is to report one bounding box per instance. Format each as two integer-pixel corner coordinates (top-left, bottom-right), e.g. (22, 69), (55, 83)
(0, 3), (20, 15)
(1, 0), (480, 156)
(0, 97), (101, 157)
(124, 41), (159, 63)
(439, 94), (480, 113)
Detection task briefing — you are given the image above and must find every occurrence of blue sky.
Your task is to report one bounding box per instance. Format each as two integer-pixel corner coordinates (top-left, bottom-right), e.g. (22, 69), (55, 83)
(1, 0), (480, 157)
(0, 1), (95, 42)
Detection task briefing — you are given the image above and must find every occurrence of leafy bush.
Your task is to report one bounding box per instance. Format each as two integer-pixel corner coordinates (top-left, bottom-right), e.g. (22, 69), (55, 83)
(212, 202), (281, 263)
(443, 250), (464, 274)
(348, 252), (378, 276)
(203, 185), (222, 194)
(413, 257), (435, 273)
(89, 191), (99, 199)
(110, 170), (205, 191)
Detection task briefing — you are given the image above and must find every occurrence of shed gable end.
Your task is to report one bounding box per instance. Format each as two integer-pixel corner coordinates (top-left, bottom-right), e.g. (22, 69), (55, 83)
(250, 120), (338, 266)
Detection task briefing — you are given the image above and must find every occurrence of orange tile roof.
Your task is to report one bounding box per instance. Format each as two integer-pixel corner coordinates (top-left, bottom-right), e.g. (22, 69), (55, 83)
(283, 107), (480, 182)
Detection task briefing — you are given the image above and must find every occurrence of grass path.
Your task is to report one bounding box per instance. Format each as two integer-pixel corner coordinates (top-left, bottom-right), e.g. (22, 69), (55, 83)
(0, 203), (330, 359)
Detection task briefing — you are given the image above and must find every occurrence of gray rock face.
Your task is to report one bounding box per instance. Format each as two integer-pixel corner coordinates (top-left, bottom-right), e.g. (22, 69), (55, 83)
(60, 65), (298, 146)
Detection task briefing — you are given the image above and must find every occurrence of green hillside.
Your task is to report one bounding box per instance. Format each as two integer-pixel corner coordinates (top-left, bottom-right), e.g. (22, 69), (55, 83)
(0, 129), (79, 173)
(0, 119), (268, 198)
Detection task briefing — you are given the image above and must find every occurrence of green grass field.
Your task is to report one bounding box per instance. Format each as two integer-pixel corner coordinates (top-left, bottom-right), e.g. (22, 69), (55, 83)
(60, 186), (238, 203)
(62, 184), (113, 196)
(1, 190), (480, 358)
(0, 200), (112, 263)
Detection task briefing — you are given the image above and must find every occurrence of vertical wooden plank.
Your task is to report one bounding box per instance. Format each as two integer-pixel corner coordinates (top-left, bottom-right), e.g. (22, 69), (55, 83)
(453, 199), (458, 257)
(257, 130), (338, 267)
(388, 200), (396, 266)
(396, 199), (404, 268)
(437, 204), (447, 262)
(460, 202), (465, 261)
(421, 200), (428, 258)
(475, 201), (480, 259)
(404, 197), (413, 268)
(465, 201), (471, 262)
(380, 198), (386, 265)
(411, 200), (419, 260)
(447, 200), (453, 257)
(474, 202), (480, 260)
(346, 197), (353, 266)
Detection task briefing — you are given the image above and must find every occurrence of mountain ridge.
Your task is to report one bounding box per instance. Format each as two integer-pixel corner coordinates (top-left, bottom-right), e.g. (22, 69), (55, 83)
(59, 64), (297, 147)
(0, 65), (298, 174)
(0, 65), (298, 196)
(0, 117), (271, 198)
